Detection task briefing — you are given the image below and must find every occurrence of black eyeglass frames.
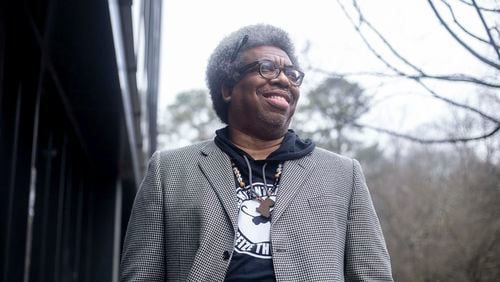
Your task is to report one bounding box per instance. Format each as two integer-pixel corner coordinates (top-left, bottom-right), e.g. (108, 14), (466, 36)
(237, 60), (305, 86)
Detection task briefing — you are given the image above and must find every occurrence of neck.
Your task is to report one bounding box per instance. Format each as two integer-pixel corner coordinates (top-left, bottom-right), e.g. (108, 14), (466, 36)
(228, 126), (284, 160)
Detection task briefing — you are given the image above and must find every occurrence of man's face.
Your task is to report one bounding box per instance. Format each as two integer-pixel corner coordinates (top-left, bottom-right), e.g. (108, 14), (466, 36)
(223, 45), (300, 140)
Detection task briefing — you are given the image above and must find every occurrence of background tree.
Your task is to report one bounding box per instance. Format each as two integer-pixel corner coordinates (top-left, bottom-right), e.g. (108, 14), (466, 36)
(309, 0), (500, 144)
(294, 77), (370, 154)
(157, 16), (500, 277)
(157, 85), (500, 282)
(158, 89), (222, 149)
(365, 143), (500, 281)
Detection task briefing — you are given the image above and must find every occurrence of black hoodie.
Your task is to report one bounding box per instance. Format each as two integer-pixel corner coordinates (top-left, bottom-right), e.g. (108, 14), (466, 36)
(215, 127), (315, 282)
(215, 127), (315, 185)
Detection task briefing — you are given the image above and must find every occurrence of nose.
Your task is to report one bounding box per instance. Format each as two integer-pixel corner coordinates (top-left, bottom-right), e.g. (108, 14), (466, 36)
(270, 69), (291, 88)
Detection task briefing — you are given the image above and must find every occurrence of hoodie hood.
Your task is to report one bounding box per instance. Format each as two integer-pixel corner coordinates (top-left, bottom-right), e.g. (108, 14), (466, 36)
(214, 126), (315, 163)
(214, 126), (315, 189)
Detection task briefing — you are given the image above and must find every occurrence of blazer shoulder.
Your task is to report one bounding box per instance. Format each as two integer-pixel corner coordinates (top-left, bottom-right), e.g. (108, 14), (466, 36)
(145, 141), (216, 180)
(312, 146), (354, 168)
(155, 140), (214, 160)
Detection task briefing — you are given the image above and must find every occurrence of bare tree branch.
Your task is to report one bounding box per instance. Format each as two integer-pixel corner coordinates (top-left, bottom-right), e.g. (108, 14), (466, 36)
(337, 0), (499, 89)
(456, 0), (500, 13)
(311, 67), (500, 89)
(336, 1), (500, 123)
(470, 0), (500, 59)
(336, 0), (400, 76)
(423, 73), (500, 88)
(428, 0), (500, 70)
(492, 26), (500, 38)
(334, 0), (500, 143)
(415, 79), (500, 123)
(338, 0), (500, 122)
(351, 0), (424, 74)
(353, 122), (500, 144)
(441, 0), (498, 47)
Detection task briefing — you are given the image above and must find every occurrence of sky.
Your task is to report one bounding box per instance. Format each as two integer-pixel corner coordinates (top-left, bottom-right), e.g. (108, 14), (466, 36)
(158, 0), (496, 141)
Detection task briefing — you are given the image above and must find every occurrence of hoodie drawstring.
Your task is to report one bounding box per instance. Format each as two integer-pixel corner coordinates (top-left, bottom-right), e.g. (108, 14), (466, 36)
(243, 155), (255, 197)
(262, 163), (269, 197)
(243, 155), (271, 198)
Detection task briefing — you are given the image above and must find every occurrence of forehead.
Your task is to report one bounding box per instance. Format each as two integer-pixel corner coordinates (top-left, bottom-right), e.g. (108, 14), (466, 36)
(241, 45), (292, 65)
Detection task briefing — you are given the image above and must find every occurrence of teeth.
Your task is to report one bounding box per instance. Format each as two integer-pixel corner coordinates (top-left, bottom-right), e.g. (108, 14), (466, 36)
(269, 95), (287, 102)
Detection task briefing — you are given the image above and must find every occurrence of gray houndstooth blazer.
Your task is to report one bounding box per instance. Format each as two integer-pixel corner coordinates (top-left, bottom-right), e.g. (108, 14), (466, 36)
(120, 141), (393, 281)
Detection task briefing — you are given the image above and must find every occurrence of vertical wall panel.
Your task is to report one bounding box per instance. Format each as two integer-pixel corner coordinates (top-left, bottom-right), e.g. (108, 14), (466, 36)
(1, 0), (159, 280)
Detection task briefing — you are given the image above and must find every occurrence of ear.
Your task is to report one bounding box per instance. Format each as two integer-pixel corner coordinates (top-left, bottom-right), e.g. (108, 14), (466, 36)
(221, 84), (232, 103)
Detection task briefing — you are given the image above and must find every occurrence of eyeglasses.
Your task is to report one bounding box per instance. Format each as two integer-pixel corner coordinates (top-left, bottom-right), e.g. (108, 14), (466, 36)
(237, 59), (305, 86)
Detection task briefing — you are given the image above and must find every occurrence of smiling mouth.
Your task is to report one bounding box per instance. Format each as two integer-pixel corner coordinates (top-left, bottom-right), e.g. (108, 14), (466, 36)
(261, 91), (291, 110)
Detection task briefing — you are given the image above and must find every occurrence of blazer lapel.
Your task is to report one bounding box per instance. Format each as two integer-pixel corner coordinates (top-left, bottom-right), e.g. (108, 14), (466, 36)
(272, 153), (316, 224)
(198, 142), (239, 232)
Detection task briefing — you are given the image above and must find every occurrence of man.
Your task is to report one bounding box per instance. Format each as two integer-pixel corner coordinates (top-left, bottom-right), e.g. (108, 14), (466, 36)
(120, 24), (393, 281)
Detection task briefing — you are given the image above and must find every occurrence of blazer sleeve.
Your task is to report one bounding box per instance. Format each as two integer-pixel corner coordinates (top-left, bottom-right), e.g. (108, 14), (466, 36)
(344, 159), (393, 281)
(120, 152), (165, 281)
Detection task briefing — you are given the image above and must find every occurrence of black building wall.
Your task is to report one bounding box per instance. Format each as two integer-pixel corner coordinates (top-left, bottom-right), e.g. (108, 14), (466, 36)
(0, 0), (159, 281)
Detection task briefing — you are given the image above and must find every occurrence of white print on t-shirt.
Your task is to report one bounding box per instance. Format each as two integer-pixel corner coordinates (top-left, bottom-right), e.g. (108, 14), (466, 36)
(234, 182), (277, 259)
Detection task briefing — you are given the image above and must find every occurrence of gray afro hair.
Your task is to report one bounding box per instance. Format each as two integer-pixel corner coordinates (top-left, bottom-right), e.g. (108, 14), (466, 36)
(206, 24), (300, 124)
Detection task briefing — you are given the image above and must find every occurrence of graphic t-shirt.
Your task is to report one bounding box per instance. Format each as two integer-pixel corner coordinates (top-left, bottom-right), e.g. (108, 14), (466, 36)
(234, 182), (275, 259)
(225, 169), (279, 281)
(214, 127), (315, 282)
